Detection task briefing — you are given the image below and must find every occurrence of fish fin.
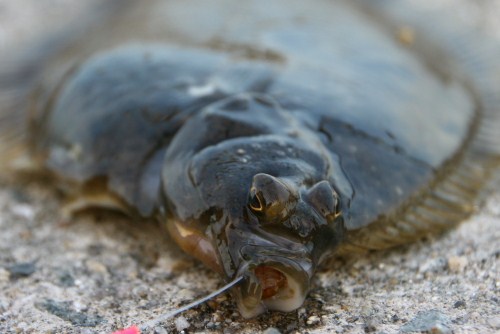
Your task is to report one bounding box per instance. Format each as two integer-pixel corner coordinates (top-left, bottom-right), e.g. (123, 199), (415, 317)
(340, 1), (500, 253)
(0, 0), (132, 172)
(60, 177), (132, 219)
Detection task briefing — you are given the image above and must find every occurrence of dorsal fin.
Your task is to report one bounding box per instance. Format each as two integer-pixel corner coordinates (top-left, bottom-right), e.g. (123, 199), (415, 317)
(339, 0), (500, 253)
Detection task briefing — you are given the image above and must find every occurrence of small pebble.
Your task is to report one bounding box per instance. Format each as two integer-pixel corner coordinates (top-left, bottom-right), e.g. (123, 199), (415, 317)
(85, 259), (108, 274)
(453, 300), (466, 309)
(364, 323), (377, 333)
(263, 327), (281, 334)
(361, 305), (373, 317)
(212, 312), (223, 323)
(0, 300), (9, 313)
(175, 316), (190, 332)
(306, 315), (321, 326)
(11, 204), (36, 220)
(447, 256), (468, 272)
(132, 285), (149, 299)
(16, 322), (28, 332)
(401, 309), (451, 334)
(285, 323), (298, 332)
(177, 289), (195, 301)
(347, 316), (359, 323)
(324, 304), (342, 313)
(35, 299), (104, 327)
(297, 307), (306, 317)
(58, 271), (75, 287)
(469, 312), (481, 321)
(419, 258), (447, 274)
(153, 327), (168, 334)
(0, 268), (10, 282)
(6, 262), (36, 280)
(487, 315), (500, 329)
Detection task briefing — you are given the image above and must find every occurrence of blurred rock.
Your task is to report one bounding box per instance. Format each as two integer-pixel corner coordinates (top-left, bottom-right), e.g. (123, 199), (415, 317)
(400, 309), (452, 334)
(5, 261), (36, 280)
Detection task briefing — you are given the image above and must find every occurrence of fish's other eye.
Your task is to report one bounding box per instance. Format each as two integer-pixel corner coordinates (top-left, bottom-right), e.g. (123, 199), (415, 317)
(307, 180), (341, 219)
(249, 187), (265, 212)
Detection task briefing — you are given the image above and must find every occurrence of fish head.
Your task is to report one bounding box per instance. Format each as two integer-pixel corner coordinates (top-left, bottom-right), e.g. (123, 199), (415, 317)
(227, 173), (345, 317)
(160, 94), (346, 317)
(163, 166), (345, 317)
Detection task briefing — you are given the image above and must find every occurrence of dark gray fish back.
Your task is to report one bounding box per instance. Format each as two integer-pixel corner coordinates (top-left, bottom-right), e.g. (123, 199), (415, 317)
(40, 45), (277, 216)
(1, 0), (498, 250)
(340, 0), (500, 250)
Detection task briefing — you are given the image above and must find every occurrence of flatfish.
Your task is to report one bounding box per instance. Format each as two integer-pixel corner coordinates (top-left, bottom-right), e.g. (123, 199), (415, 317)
(0, 0), (499, 318)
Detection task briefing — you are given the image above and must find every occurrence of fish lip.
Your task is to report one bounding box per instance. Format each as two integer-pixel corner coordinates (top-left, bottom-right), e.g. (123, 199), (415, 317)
(232, 256), (312, 318)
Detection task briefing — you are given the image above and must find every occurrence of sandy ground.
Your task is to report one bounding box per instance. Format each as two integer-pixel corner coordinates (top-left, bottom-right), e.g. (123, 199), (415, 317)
(0, 1), (499, 334)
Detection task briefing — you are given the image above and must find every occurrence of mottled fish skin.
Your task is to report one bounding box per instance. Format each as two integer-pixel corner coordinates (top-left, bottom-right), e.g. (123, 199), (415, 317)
(1, 0), (499, 317)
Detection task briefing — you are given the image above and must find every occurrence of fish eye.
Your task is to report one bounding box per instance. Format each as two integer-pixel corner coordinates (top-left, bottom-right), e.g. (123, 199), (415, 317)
(249, 187), (265, 212)
(334, 196), (341, 217)
(248, 173), (296, 220)
(307, 180), (341, 219)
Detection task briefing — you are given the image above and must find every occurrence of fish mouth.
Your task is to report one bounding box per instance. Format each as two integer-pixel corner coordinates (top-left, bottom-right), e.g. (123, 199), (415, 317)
(233, 260), (310, 318)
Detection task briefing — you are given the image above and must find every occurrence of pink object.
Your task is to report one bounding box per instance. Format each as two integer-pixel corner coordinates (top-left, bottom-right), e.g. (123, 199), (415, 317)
(111, 325), (140, 334)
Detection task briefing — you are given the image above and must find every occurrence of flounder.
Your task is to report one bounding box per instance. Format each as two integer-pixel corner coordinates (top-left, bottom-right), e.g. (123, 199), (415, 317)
(1, 0), (499, 319)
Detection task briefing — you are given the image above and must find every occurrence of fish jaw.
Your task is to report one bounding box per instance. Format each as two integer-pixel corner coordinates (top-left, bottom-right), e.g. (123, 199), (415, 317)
(165, 216), (316, 317)
(231, 255), (313, 318)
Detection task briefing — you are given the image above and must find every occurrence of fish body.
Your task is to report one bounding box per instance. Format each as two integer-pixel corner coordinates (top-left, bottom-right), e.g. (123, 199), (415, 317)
(1, 0), (499, 317)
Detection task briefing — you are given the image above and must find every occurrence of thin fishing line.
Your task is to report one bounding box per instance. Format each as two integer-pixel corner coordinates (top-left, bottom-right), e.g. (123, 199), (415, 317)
(139, 275), (244, 331)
